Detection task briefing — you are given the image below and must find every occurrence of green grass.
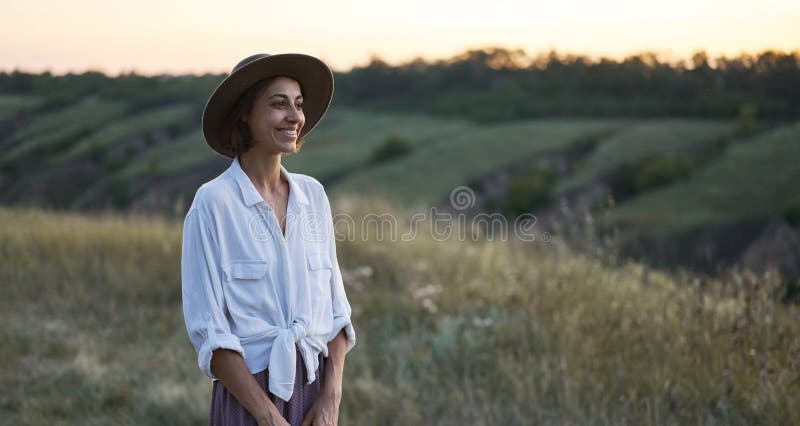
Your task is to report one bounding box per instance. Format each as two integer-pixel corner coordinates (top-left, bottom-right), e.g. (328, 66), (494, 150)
(606, 121), (800, 234)
(55, 103), (197, 162)
(283, 108), (476, 180)
(1, 97), (129, 162)
(330, 119), (625, 206)
(1, 105), (794, 260)
(115, 129), (215, 179)
(0, 94), (44, 121)
(0, 207), (203, 425)
(556, 120), (737, 194)
(115, 108), (470, 182)
(0, 202), (797, 425)
(64, 129), (219, 211)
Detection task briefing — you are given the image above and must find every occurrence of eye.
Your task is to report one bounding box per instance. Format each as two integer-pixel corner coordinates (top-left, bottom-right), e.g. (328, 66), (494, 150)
(270, 101), (287, 108)
(296, 102), (304, 110)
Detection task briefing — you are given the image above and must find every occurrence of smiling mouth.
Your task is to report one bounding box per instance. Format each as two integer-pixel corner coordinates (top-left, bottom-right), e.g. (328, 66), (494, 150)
(277, 129), (298, 137)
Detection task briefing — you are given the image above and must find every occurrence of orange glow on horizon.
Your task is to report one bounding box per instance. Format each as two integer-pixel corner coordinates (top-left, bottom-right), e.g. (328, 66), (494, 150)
(1, 0), (798, 75)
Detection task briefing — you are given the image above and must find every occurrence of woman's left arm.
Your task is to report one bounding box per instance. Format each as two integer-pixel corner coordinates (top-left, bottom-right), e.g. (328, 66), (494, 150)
(302, 329), (348, 426)
(304, 189), (355, 426)
(322, 328), (348, 401)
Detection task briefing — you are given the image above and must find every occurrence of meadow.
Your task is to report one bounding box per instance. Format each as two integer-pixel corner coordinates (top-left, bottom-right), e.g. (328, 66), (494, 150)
(1, 202), (797, 425)
(2, 51), (799, 425)
(1, 97), (129, 164)
(553, 119), (737, 195)
(3, 90), (798, 238)
(327, 118), (623, 206)
(606, 122), (800, 234)
(5, 97), (798, 241)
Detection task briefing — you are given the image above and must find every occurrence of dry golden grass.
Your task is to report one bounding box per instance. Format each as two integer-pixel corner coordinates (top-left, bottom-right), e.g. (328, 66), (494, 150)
(1, 203), (798, 425)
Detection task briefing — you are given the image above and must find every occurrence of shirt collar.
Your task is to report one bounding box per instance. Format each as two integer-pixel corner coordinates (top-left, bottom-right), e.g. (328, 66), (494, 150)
(230, 155), (310, 207)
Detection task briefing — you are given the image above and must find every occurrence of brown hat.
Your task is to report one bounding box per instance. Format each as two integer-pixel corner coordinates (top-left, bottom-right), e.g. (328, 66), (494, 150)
(202, 53), (334, 158)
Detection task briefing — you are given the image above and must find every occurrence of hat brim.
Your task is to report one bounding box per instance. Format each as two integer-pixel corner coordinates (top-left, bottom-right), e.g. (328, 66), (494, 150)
(202, 53), (334, 158)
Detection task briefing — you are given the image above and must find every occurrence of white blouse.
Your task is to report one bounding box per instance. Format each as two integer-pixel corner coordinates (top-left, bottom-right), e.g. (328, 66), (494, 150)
(181, 156), (356, 402)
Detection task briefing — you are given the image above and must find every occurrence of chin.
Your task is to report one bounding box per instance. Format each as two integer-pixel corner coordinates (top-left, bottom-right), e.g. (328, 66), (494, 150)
(279, 142), (297, 153)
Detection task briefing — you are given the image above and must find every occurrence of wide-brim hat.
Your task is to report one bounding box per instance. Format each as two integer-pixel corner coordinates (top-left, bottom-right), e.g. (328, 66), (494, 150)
(202, 53), (334, 158)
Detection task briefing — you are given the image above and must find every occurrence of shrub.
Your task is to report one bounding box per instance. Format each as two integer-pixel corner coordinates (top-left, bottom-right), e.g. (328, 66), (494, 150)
(111, 179), (131, 209)
(736, 102), (759, 134)
(633, 152), (694, 192)
(784, 200), (800, 226)
(370, 135), (413, 164)
(504, 165), (556, 216)
(609, 153), (694, 199)
(89, 142), (108, 163)
(103, 156), (126, 174)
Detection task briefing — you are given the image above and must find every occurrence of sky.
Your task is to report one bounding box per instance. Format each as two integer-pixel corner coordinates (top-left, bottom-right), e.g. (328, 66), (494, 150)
(2, 0), (799, 75)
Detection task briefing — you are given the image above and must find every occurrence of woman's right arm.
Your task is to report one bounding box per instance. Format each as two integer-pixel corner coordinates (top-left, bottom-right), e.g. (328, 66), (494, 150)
(181, 207), (286, 426)
(211, 349), (288, 426)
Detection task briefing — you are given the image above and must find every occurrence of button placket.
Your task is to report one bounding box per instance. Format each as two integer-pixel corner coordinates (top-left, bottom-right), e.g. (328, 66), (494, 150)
(259, 202), (296, 325)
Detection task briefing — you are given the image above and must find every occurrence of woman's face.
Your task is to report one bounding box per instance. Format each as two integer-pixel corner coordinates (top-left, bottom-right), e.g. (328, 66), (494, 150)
(243, 76), (305, 154)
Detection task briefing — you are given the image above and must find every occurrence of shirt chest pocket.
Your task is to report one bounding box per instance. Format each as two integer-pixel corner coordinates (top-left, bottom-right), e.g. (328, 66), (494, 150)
(223, 260), (276, 315)
(306, 252), (333, 298)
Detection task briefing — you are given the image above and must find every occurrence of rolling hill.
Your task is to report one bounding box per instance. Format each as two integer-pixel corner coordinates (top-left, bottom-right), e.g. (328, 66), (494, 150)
(1, 90), (798, 277)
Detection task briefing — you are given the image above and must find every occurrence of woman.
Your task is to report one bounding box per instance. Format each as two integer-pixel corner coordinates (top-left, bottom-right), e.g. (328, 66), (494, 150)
(181, 53), (356, 426)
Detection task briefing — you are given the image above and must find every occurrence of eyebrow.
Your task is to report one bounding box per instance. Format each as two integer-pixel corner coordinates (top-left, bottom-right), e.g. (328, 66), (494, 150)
(268, 94), (304, 100)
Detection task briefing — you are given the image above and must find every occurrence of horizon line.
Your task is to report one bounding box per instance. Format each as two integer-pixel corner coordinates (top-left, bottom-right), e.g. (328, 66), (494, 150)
(2, 45), (798, 78)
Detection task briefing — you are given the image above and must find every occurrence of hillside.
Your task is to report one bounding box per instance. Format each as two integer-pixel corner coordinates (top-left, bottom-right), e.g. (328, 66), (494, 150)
(1, 205), (798, 425)
(1, 51), (799, 277)
(1, 90), (799, 277)
(607, 122), (800, 234)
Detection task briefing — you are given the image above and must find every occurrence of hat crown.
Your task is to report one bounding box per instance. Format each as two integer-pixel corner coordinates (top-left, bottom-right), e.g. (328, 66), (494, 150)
(232, 53), (271, 74)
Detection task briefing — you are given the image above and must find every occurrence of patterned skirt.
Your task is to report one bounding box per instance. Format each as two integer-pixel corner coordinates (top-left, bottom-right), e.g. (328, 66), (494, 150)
(209, 348), (324, 426)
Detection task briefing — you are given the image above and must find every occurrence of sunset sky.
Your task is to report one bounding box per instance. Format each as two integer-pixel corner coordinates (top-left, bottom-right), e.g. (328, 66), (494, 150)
(2, 0), (799, 75)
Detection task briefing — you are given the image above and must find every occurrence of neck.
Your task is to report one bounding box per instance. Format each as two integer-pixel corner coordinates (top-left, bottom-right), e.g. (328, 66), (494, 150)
(238, 149), (284, 192)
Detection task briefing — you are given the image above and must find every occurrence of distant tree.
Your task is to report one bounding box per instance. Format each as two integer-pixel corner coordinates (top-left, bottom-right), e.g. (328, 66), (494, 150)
(505, 165), (556, 216)
(736, 103), (759, 133)
(3, 47), (799, 125)
(370, 135), (413, 164)
(333, 47), (800, 120)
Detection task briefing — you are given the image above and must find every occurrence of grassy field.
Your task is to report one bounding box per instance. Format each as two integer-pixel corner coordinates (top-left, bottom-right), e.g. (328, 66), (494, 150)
(115, 129), (211, 179)
(606, 121), (800, 234)
(2, 102), (797, 264)
(329, 119), (625, 206)
(0, 94), (43, 121)
(554, 120), (737, 195)
(1, 203), (797, 425)
(283, 108), (477, 181)
(55, 103), (197, 162)
(1, 100), (797, 285)
(1, 97), (129, 163)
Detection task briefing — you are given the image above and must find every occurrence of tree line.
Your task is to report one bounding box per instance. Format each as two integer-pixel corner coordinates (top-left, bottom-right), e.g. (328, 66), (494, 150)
(334, 48), (800, 121)
(2, 47), (799, 121)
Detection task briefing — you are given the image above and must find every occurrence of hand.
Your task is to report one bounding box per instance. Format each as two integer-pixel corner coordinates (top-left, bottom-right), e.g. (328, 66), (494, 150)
(257, 403), (290, 426)
(301, 394), (340, 426)
(258, 415), (290, 426)
(258, 419), (290, 426)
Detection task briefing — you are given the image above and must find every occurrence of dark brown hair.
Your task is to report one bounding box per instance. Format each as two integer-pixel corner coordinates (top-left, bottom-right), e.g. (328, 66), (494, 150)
(220, 76), (306, 156)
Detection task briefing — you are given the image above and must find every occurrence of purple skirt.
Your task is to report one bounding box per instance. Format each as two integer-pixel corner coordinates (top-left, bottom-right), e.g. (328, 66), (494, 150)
(209, 348), (324, 426)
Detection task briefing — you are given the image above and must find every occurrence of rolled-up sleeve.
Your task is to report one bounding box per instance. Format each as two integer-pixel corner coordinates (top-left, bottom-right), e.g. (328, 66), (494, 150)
(322, 191), (356, 352)
(181, 207), (244, 378)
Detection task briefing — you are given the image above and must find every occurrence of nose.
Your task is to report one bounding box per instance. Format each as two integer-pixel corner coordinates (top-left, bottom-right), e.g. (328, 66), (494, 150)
(286, 105), (303, 124)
